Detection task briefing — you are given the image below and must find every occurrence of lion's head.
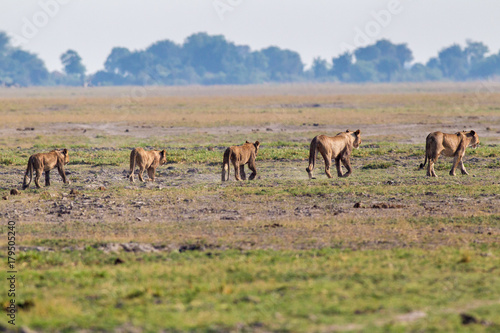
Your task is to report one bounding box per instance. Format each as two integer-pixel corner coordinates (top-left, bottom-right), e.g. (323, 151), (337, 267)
(59, 149), (69, 165)
(253, 141), (260, 155)
(159, 150), (167, 165)
(346, 129), (362, 149)
(468, 130), (480, 148)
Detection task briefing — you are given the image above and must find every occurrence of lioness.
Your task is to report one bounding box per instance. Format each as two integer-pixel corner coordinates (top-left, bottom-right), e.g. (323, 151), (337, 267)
(419, 130), (479, 177)
(306, 129), (361, 179)
(22, 149), (70, 189)
(128, 148), (167, 182)
(221, 141), (260, 181)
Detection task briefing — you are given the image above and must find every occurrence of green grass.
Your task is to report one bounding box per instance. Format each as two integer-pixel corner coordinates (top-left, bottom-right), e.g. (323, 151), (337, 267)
(1, 247), (499, 332)
(5, 142), (496, 167)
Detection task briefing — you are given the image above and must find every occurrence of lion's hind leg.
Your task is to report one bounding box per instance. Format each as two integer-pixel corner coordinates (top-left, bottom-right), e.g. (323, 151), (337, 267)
(340, 157), (352, 177)
(428, 157), (438, 177)
(147, 167), (156, 181)
(34, 168), (42, 188)
(138, 167), (146, 182)
(232, 160), (241, 181)
(320, 151), (333, 178)
(45, 170), (51, 186)
(248, 159), (257, 180)
(239, 165), (246, 180)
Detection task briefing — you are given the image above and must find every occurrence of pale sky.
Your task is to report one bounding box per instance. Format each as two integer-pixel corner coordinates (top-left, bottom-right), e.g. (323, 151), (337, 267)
(1, 0), (500, 73)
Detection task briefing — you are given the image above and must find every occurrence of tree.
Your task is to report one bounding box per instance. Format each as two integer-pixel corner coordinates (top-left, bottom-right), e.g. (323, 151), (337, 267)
(312, 57), (329, 78)
(464, 40), (489, 66)
(0, 32), (9, 54)
(60, 49), (86, 79)
(261, 46), (304, 81)
(331, 52), (352, 79)
(354, 45), (380, 62)
(376, 57), (400, 81)
(183, 32), (241, 76)
(0, 32), (48, 86)
(10, 49), (48, 85)
(104, 47), (131, 74)
(437, 44), (467, 79)
(469, 52), (500, 78)
(146, 39), (182, 70)
(395, 43), (413, 66)
(349, 61), (377, 82)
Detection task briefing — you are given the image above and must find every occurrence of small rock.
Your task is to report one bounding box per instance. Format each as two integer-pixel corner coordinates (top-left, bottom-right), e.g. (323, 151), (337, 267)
(10, 189), (21, 195)
(187, 168), (199, 173)
(98, 186), (106, 191)
(460, 313), (478, 325)
(70, 189), (80, 195)
(114, 258), (125, 265)
(353, 202), (362, 208)
(2, 195), (8, 200)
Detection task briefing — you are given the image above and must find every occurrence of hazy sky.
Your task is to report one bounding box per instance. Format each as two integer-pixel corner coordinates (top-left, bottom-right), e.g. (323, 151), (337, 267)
(1, 0), (500, 73)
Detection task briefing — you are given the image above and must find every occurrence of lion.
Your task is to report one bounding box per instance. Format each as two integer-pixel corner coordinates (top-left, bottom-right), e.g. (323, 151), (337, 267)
(22, 149), (70, 189)
(221, 141), (260, 181)
(128, 147), (167, 182)
(419, 130), (479, 177)
(306, 129), (361, 179)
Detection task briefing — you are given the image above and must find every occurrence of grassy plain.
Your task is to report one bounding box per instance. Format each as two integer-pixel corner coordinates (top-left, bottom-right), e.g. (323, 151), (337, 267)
(0, 83), (500, 332)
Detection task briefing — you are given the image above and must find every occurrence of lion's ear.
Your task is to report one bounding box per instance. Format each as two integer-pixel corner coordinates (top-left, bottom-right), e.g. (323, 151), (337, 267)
(161, 150), (166, 156)
(246, 140), (250, 144)
(254, 141), (260, 147)
(355, 129), (361, 135)
(470, 130), (475, 136)
(62, 149), (68, 155)
(346, 129), (350, 132)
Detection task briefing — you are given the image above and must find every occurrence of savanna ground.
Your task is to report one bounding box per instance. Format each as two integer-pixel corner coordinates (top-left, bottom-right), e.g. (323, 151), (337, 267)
(0, 82), (500, 332)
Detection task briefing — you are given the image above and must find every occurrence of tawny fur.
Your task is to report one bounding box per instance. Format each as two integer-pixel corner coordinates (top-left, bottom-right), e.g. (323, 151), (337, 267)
(221, 141), (260, 181)
(128, 148), (167, 182)
(306, 129), (362, 179)
(22, 149), (70, 189)
(419, 130), (479, 177)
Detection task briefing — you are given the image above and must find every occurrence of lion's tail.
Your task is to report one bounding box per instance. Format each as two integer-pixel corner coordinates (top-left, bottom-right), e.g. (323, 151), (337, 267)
(129, 149), (137, 181)
(419, 137), (431, 170)
(221, 148), (231, 181)
(22, 156), (33, 189)
(306, 136), (318, 179)
(419, 155), (427, 170)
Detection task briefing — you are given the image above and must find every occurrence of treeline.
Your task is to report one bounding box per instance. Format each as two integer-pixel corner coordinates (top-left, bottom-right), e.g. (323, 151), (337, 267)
(92, 32), (303, 86)
(0, 32), (48, 86)
(1, 31), (500, 87)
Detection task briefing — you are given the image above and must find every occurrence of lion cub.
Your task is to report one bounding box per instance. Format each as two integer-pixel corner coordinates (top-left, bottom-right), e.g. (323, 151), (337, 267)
(128, 148), (167, 182)
(420, 130), (479, 177)
(22, 149), (70, 189)
(306, 129), (361, 179)
(222, 141), (260, 181)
